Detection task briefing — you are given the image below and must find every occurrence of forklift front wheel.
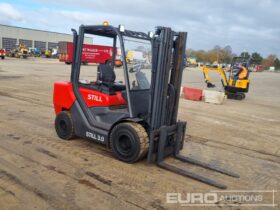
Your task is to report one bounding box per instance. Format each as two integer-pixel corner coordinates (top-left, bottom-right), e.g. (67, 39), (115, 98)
(110, 122), (149, 163)
(55, 111), (75, 140)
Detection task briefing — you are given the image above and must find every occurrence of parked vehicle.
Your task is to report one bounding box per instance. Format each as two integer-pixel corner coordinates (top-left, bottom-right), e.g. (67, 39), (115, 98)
(44, 49), (52, 58)
(9, 43), (28, 59)
(253, 65), (264, 72)
(0, 48), (5, 59)
(58, 41), (122, 66)
(126, 50), (145, 63)
(44, 48), (59, 58)
(186, 57), (198, 67)
(202, 57), (252, 100)
(28, 48), (42, 57)
(52, 48), (58, 58)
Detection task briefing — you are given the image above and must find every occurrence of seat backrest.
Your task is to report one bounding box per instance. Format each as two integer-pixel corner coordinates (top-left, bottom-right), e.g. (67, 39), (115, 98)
(244, 66), (249, 78)
(97, 64), (116, 85)
(240, 67), (249, 79)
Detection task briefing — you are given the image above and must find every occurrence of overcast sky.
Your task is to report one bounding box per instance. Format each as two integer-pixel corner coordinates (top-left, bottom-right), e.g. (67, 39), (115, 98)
(0, 0), (279, 57)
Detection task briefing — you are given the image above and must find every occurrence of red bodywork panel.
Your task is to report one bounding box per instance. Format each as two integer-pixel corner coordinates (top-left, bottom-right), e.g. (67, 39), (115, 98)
(53, 81), (127, 115)
(0, 49), (6, 56)
(59, 42), (114, 64)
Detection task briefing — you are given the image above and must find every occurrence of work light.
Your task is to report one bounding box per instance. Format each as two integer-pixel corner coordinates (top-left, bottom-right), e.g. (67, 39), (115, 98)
(119, 25), (125, 32)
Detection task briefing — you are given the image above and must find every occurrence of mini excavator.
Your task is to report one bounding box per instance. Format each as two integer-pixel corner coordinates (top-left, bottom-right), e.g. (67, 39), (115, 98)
(202, 57), (251, 100)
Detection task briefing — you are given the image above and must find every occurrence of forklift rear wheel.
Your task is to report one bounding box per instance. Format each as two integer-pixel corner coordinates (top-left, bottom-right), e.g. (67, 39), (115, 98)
(110, 122), (149, 163)
(55, 111), (75, 140)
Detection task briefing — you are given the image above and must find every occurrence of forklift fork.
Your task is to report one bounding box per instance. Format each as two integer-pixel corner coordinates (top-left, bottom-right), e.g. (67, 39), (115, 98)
(152, 122), (239, 189)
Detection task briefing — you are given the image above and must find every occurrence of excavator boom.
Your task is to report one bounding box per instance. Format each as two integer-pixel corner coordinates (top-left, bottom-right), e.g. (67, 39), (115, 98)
(202, 65), (228, 87)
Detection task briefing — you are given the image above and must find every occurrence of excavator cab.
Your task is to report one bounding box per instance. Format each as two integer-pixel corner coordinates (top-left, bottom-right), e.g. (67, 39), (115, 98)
(228, 57), (251, 91)
(53, 23), (239, 189)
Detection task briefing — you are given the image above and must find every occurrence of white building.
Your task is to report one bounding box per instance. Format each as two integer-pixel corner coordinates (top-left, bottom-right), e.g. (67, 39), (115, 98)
(0, 24), (92, 51)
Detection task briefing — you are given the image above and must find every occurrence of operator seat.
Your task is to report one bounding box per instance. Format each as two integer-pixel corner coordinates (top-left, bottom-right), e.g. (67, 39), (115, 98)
(97, 64), (126, 92)
(242, 62), (250, 79)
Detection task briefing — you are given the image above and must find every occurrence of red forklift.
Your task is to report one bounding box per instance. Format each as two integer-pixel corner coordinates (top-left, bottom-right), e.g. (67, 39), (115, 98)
(53, 23), (239, 189)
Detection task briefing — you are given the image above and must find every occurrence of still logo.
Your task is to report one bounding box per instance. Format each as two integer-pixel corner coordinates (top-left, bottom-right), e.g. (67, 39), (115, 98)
(88, 94), (102, 102)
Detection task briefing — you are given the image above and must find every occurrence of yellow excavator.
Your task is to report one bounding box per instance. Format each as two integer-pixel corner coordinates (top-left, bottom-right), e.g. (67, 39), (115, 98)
(44, 49), (52, 58)
(10, 43), (28, 59)
(202, 57), (251, 100)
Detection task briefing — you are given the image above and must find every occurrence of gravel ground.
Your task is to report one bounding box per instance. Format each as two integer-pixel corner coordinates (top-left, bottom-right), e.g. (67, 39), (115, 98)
(0, 57), (279, 210)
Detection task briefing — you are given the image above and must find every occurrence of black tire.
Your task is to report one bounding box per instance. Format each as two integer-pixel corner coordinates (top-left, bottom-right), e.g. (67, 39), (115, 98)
(55, 111), (75, 140)
(65, 62), (71, 65)
(1, 56), (4, 59)
(110, 122), (149, 163)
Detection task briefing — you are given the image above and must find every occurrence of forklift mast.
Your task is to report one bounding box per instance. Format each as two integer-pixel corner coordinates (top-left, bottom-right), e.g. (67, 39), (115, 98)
(146, 27), (239, 189)
(147, 27), (187, 162)
(149, 27), (187, 129)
